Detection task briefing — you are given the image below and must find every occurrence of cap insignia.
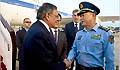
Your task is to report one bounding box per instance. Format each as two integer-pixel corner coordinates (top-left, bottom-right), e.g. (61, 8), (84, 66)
(80, 4), (83, 9)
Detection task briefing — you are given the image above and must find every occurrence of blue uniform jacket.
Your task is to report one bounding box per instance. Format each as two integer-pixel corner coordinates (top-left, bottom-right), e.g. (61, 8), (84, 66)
(68, 24), (114, 70)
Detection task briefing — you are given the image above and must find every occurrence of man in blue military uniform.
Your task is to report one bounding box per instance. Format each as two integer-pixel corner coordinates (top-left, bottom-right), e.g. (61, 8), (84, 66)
(67, 1), (114, 70)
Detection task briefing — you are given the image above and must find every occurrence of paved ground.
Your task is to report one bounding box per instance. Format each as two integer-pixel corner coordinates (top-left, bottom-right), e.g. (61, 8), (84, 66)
(16, 32), (120, 70)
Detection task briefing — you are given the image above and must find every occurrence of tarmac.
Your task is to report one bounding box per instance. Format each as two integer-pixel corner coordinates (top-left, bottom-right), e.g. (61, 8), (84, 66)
(114, 32), (120, 70)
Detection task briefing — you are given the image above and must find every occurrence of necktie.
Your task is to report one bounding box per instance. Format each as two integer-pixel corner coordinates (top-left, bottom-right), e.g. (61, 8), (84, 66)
(75, 23), (78, 32)
(54, 29), (58, 45)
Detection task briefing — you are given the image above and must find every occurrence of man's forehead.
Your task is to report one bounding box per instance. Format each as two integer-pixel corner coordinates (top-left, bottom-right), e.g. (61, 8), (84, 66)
(73, 11), (80, 14)
(25, 19), (30, 21)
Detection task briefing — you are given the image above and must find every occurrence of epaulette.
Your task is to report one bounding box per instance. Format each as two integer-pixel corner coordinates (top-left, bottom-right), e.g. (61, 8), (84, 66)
(99, 26), (110, 32)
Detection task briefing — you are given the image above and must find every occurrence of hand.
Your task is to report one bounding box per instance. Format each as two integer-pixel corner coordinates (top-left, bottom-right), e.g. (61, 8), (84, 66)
(66, 59), (72, 69)
(63, 59), (72, 69)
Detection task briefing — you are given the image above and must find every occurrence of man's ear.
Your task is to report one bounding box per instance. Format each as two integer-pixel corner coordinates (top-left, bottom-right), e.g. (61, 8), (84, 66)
(92, 13), (96, 17)
(45, 13), (50, 21)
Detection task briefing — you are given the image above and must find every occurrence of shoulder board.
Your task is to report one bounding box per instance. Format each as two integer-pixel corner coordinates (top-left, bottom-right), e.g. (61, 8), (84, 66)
(99, 26), (110, 32)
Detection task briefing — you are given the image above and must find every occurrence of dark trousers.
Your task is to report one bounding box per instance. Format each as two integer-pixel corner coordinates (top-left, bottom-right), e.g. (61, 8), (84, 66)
(76, 63), (104, 70)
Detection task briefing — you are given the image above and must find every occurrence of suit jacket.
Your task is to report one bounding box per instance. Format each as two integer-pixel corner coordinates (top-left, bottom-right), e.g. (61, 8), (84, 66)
(57, 30), (67, 61)
(64, 22), (84, 54)
(16, 27), (26, 61)
(21, 20), (66, 70)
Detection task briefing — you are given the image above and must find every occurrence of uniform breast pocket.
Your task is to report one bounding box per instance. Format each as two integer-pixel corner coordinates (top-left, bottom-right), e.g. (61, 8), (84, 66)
(76, 40), (85, 51)
(87, 39), (102, 53)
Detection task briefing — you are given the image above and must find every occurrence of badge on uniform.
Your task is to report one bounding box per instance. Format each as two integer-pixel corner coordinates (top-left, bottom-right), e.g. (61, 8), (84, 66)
(91, 34), (101, 39)
(78, 35), (82, 40)
(109, 35), (114, 44)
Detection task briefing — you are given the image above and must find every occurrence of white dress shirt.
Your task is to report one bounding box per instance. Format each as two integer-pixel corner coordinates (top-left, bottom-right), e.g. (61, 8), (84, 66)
(39, 20), (50, 32)
(73, 21), (80, 30)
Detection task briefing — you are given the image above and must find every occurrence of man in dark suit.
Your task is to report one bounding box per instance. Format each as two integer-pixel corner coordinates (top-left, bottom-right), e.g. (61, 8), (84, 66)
(52, 14), (67, 62)
(16, 18), (31, 70)
(21, 3), (71, 70)
(64, 9), (84, 70)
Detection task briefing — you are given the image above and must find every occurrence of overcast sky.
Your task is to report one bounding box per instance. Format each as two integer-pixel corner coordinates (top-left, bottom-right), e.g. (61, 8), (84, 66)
(43, 0), (120, 27)
(44, 0), (119, 16)
(25, 0), (119, 27)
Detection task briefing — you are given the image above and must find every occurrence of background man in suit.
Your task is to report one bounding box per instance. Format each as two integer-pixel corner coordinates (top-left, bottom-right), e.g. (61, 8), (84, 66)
(64, 9), (84, 70)
(16, 18), (31, 70)
(51, 13), (67, 62)
(21, 3), (71, 70)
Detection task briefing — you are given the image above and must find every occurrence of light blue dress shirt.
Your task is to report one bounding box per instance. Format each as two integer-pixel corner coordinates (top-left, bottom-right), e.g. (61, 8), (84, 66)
(68, 24), (114, 70)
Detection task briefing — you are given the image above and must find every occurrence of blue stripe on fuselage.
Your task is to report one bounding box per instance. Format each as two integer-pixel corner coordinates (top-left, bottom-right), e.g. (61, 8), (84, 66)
(1, 0), (71, 16)
(1, 0), (36, 9)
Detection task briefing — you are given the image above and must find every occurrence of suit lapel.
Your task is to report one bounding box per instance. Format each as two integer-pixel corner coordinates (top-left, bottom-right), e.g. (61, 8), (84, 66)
(70, 22), (78, 36)
(37, 20), (57, 48)
(38, 20), (55, 40)
(69, 22), (84, 37)
(69, 22), (75, 32)
(22, 27), (26, 34)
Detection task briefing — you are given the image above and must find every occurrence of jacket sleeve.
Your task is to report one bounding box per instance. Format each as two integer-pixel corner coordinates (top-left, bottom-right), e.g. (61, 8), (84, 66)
(67, 32), (78, 62)
(31, 32), (66, 70)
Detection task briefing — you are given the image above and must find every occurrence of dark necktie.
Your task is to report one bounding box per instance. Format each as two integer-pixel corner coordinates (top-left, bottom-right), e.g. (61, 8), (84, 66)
(54, 29), (58, 45)
(75, 23), (78, 32)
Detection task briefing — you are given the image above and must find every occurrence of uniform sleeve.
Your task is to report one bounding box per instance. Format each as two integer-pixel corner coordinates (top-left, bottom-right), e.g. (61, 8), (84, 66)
(104, 31), (114, 70)
(67, 32), (78, 62)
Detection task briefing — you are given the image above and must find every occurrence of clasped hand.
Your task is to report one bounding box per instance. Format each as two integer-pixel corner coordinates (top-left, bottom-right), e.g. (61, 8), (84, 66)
(63, 59), (72, 69)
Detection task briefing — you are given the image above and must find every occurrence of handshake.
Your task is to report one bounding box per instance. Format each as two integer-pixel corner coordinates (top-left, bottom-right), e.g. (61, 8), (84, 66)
(63, 59), (72, 69)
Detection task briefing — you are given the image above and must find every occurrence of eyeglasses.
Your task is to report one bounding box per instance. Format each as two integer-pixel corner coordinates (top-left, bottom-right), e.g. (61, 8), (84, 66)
(25, 21), (31, 23)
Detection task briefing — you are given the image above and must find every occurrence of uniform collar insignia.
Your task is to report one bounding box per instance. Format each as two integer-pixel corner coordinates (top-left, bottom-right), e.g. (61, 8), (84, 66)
(80, 4), (83, 9)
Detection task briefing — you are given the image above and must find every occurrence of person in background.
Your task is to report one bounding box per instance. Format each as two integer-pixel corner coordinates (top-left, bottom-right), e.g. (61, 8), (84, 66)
(64, 9), (84, 70)
(21, 3), (71, 70)
(16, 18), (31, 70)
(51, 13), (67, 62)
(68, 1), (114, 70)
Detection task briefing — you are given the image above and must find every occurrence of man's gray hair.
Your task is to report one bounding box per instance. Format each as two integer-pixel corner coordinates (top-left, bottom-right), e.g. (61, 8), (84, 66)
(36, 3), (57, 20)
